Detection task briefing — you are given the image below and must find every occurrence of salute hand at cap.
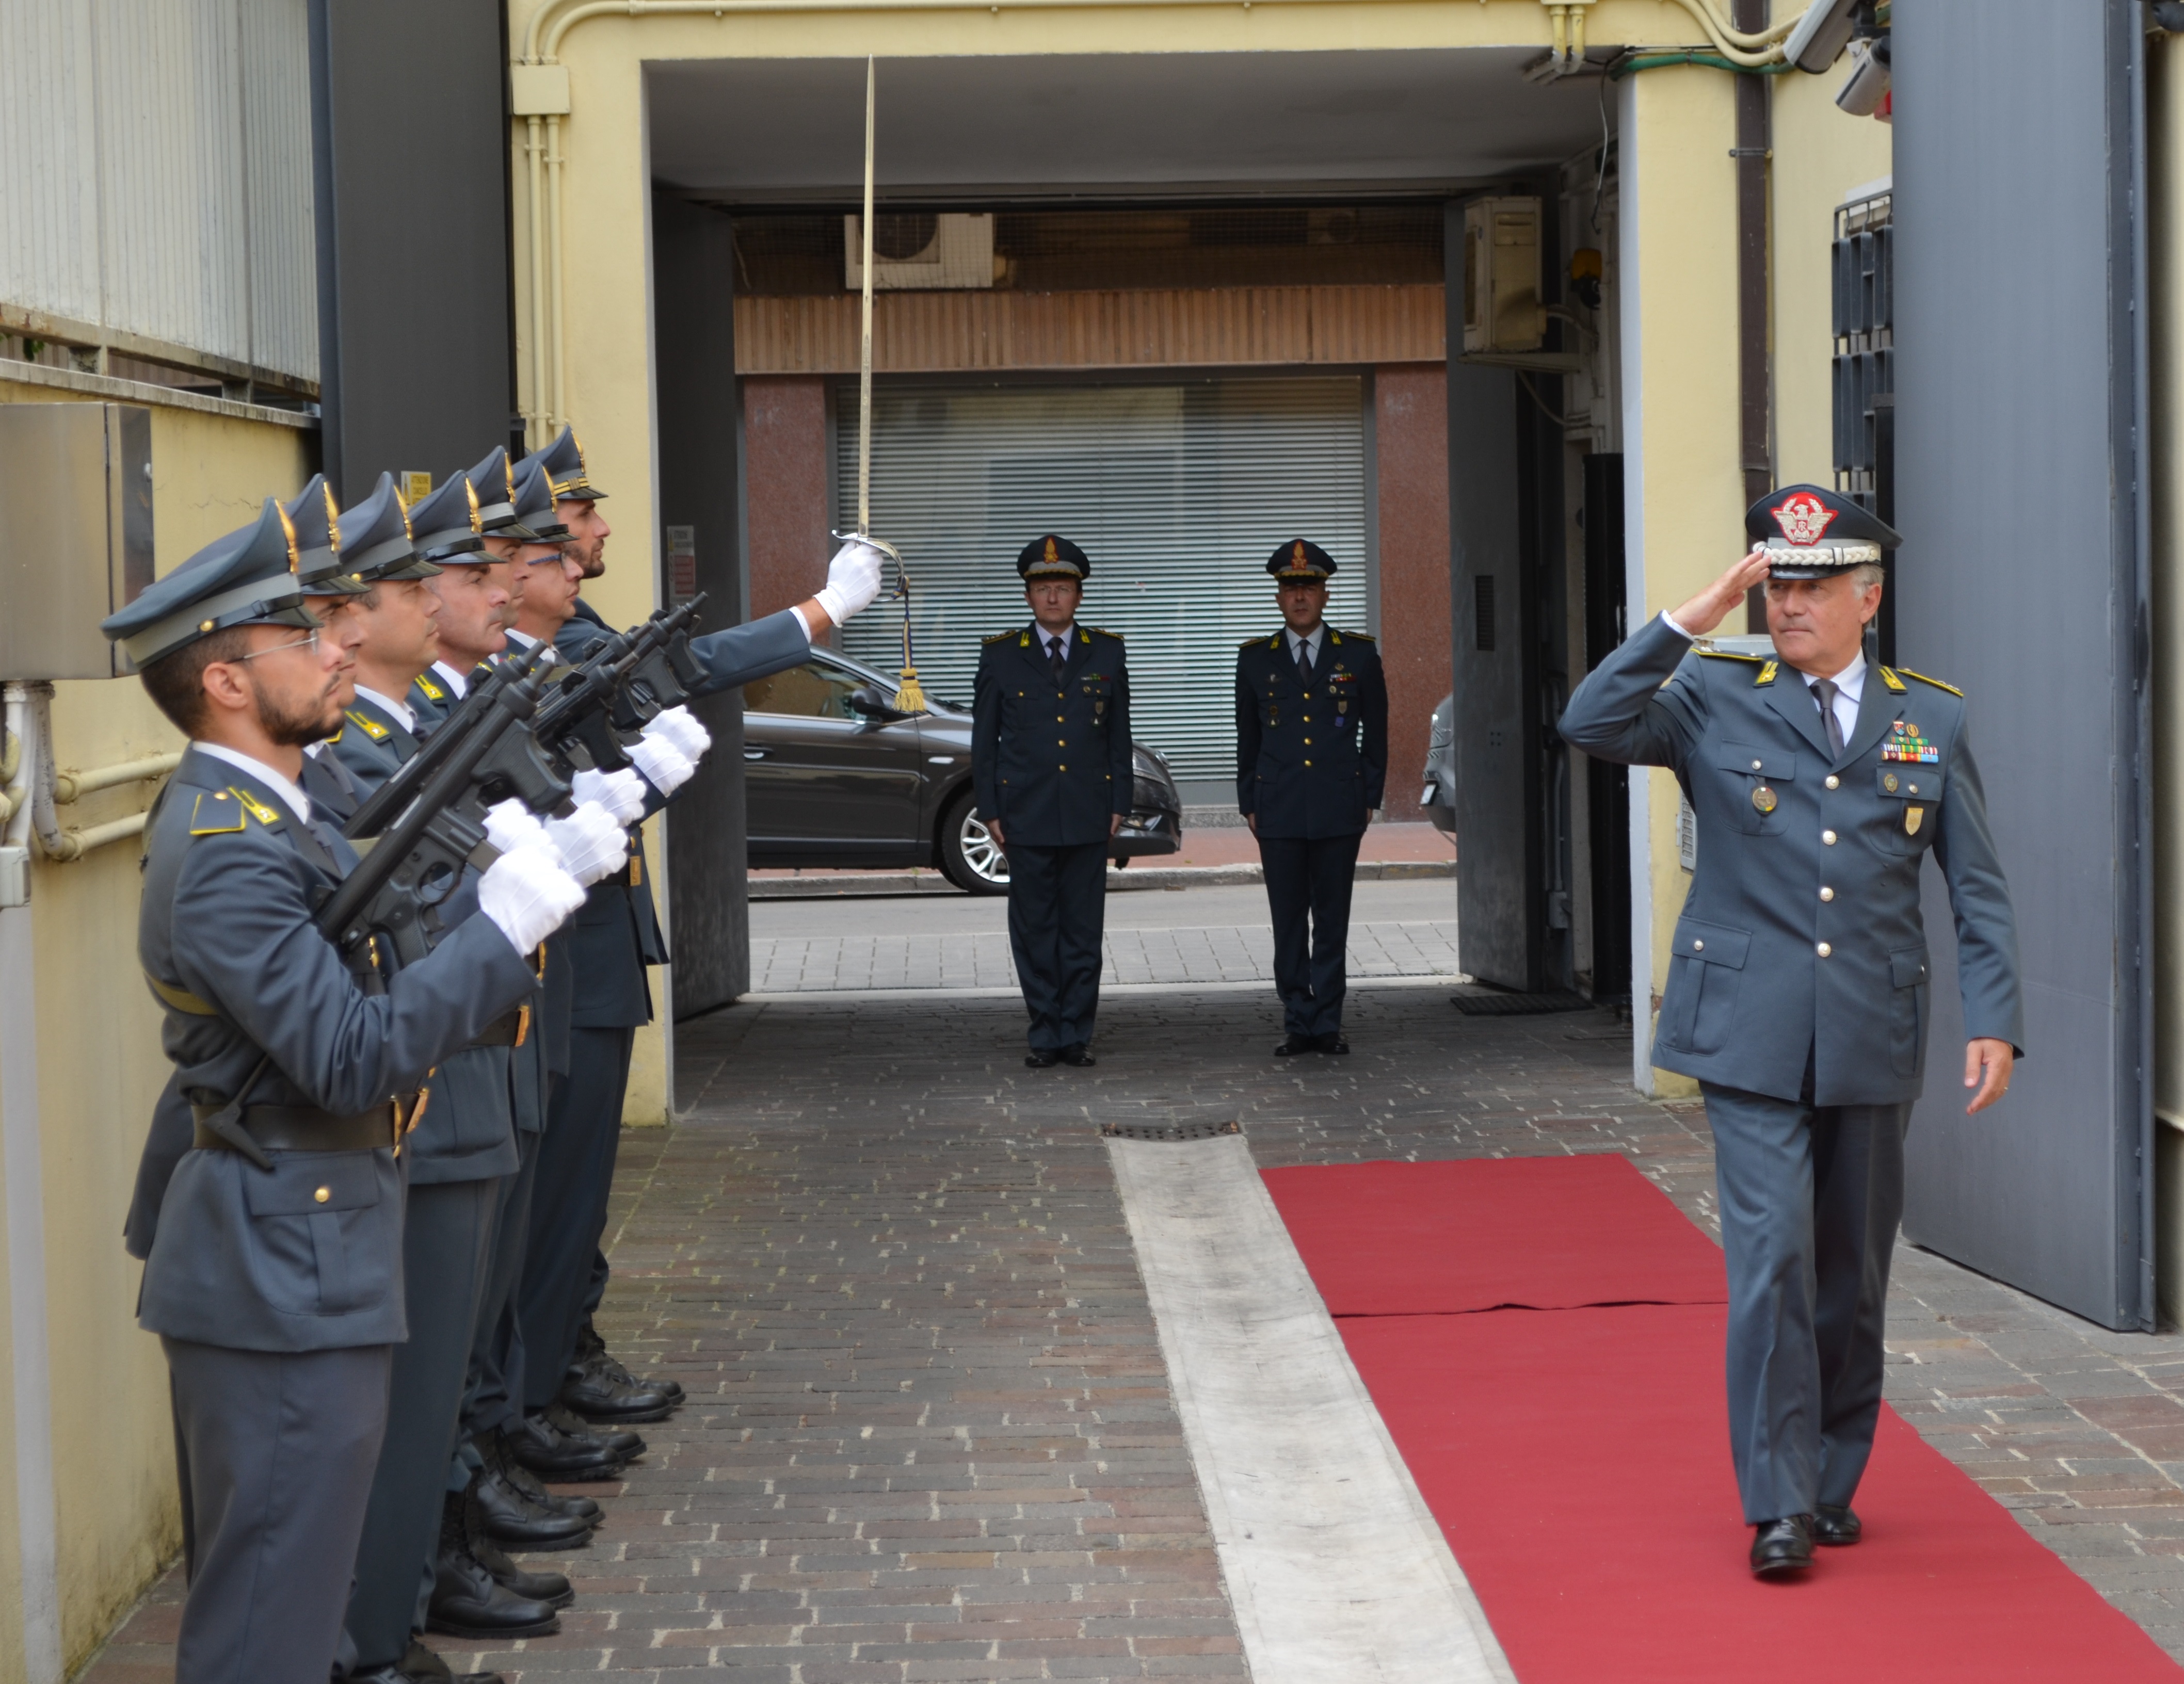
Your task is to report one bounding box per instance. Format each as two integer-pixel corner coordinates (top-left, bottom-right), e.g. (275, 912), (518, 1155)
(647, 704), (712, 763)
(627, 732), (696, 796)
(1668, 547), (1775, 639)
(478, 842), (587, 953)
(812, 539), (887, 628)
(570, 765), (648, 826)
(543, 801), (631, 886)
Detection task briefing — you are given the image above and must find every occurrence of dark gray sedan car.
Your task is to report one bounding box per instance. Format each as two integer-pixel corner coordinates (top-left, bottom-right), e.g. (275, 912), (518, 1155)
(743, 646), (1183, 895)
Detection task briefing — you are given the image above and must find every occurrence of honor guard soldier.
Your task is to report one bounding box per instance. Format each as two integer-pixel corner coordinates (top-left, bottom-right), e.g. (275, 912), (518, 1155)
(106, 500), (584, 1684)
(330, 472), (460, 788)
(1559, 484), (2023, 1578)
(972, 535), (1132, 1067)
(283, 475), (374, 823)
(518, 426), (888, 1453)
(1235, 540), (1387, 1055)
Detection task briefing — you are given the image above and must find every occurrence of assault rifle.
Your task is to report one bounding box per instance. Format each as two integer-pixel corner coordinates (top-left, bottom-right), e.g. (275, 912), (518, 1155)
(342, 643), (563, 842)
(528, 594), (708, 775)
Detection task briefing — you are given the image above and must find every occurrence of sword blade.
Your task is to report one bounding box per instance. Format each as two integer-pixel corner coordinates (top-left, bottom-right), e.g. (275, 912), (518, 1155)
(858, 55), (876, 539)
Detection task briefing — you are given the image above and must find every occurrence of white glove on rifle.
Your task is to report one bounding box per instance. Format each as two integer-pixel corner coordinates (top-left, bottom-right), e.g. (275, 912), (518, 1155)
(542, 801), (630, 886)
(627, 733), (695, 796)
(478, 844), (586, 952)
(647, 704), (712, 763)
(482, 799), (553, 857)
(812, 539), (887, 628)
(570, 765), (648, 825)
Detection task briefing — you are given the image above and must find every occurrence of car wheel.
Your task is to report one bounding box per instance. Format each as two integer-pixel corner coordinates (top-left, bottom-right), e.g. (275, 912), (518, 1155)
(939, 789), (1009, 896)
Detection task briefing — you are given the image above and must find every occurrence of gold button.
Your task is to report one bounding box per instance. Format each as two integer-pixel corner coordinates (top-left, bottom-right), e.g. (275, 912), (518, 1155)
(1057, 715), (1065, 722)
(1304, 737), (1312, 745)
(1907, 782), (1920, 795)
(1822, 830), (1837, 845)
(1817, 942), (1833, 958)
(1825, 775), (1840, 790)
(1820, 886), (1835, 902)
(1058, 764), (1067, 770)
(313, 1186), (331, 1204)
(1305, 715), (1312, 722)
(1693, 939), (1705, 951)
(1304, 759), (1312, 767)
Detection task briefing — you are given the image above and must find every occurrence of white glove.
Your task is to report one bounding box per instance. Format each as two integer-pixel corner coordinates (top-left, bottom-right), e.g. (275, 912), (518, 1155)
(627, 732), (695, 796)
(647, 704), (712, 762)
(812, 539), (886, 627)
(570, 765), (648, 825)
(482, 799), (552, 857)
(542, 801), (631, 886)
(478, 843), (586, 952)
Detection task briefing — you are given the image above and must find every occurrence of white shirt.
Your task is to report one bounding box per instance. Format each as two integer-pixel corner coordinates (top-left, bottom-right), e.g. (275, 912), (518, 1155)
(1036, 623), (1078, 666)
(354, 685), (416, 734)
(1285, 625), (1327, 671)
(193, 742), (313, 824)
(1657, 610), (1865, 748)
(430, 660), (471, 700)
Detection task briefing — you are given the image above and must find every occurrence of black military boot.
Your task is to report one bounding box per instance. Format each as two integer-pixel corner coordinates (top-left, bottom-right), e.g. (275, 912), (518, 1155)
(541, 1400), (645, 1462)
(559, 1331), (678, 1426)
(576, 1318), (684, 1405)
(462, 1477), (575, 1609)
(426, 1491), (562, 1640)
(505, 1408), (630, 1481)
(472, 1428), (600, 1545)
(345, 1635), (503, 1683)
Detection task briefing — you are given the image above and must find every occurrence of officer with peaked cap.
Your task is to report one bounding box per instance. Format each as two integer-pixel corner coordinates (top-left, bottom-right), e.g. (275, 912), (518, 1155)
(107, 499), (586, 1684)
(1235, 539), (1387, 1055)
(517, 426), (889, 1445)
(973, 535), (1133, 1066)
(1559, 483), (2023, 1578)
(283, 475), (374, 823)
(328, 474), (451, 794)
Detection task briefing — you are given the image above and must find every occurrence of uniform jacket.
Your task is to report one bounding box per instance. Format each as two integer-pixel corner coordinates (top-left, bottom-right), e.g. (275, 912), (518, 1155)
(134, 747), (538, 1351)
(301, 742), (364, 826)
(330, 686), (523, 1179)
(1235, 627), (1387, 838)
(972, 624), (1133, 848)
(1557, 614), (2024, 1105)
(554, 601), (814, 1028)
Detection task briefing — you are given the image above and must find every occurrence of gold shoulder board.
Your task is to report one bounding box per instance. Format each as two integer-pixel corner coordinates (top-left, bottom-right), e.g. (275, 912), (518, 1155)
(1093, 626), (1123, 640)
(187, 790), (246, 836)
(1895, 666), (1963, 697)
(1698, 650), (1762, 662)
(228, 786), (281, 825)
(982, 629), (1016, 644)
(345, 708), (390, 739)
(1343, 628), (1376, 641)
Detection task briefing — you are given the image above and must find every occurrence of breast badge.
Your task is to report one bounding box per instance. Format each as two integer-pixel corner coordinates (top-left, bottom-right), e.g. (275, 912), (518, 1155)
(1905, 807), (1923, 836)
(1752, 785), (1778, 815)
(1883, 722), (1939, 765)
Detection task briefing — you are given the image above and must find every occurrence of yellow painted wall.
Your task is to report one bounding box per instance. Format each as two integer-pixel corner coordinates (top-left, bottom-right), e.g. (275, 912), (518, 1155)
(0, 380), (312, 1676)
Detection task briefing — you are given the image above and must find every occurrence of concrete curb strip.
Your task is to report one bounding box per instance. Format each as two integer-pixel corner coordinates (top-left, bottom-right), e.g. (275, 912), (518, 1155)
(750, 858), (1456, 899)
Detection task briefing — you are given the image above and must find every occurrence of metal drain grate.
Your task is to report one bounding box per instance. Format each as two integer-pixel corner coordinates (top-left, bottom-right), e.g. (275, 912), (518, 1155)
(1100, 1120), (1242, 1142)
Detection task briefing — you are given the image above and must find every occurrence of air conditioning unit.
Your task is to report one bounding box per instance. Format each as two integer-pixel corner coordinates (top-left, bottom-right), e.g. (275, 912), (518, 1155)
(844, 212), (997, 290)
(1462, 197), (1546, 354)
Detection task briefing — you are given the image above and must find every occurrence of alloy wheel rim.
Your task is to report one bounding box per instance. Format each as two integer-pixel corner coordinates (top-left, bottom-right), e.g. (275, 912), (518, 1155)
(960, 814), (1009, 884)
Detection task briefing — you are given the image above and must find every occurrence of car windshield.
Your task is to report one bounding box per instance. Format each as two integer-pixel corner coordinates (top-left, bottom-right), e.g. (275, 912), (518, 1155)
(744, 661), (865, 720)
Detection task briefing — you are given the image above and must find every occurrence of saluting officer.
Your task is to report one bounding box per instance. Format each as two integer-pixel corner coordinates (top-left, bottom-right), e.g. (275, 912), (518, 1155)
(1235, 540), (1387, 1056)
(105, 501), (583, 1684)
(1558, 484), (2023, 1577)
(973, 536), (1132, 1068)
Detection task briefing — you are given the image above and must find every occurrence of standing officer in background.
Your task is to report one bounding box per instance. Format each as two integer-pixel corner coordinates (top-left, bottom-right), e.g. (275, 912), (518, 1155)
(1235, 540), (1386, 1056)
(1558, 485), (2022, 1578)
(973, 536), (1132, 1068)
(106, 500), (584, 1684)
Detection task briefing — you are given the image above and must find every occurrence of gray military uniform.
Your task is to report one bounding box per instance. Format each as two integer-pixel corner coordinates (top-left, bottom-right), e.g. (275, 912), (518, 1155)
(139, 748), (537, 1681)
(1559, 612), (2023, 1523)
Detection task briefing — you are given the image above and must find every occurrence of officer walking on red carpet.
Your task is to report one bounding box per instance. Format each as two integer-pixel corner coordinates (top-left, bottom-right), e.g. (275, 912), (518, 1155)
(1557, 485), (2024, 1577)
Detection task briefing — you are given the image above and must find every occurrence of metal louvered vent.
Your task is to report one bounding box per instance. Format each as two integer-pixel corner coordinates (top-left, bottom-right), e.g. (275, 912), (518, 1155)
(836, 378), (1369, 781)
(1099, 1119), (1243, 1142)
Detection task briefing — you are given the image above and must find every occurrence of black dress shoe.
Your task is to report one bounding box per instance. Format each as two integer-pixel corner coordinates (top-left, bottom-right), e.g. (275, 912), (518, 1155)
(1061, 1044), (1097, 1066)
(1312, 1033), (1351, 1055)
(1274, 1034), (1315, 1056)
(1749, 1514), (1816, 1576)
(505, 1411), (628, 1481)
(461, 1480), (575, 1609)
(475, 1429), (601, 1527)
(541, 1401), (644, 1461)
(1025, 1048), (1061, 1068)
(575, 1318), (683, 1405)
(347, 1636), (503, 1683)
(427, 1491), (562, 1640)
(560, 1361), (676, 1426)
(1811, 1504), (1862, 1545)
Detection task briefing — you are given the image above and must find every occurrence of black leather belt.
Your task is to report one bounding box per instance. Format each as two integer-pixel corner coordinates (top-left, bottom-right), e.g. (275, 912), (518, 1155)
(192, 1102), (397, 1154)
(471, 1007), (527, 1048)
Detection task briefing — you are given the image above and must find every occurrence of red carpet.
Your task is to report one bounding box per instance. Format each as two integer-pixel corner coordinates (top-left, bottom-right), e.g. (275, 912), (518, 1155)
(1269, 1160), (2182, 1681)
(1262, 1153), (1725, 1315)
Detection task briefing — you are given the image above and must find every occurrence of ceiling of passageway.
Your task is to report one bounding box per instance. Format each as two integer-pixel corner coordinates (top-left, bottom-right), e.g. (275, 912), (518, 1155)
(648, 50), (1608, 199)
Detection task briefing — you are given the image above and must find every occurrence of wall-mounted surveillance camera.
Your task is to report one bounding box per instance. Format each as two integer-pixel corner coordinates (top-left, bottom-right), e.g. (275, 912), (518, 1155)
(1836, 36), (1890, 117)
(1784, 0), (1865, 73)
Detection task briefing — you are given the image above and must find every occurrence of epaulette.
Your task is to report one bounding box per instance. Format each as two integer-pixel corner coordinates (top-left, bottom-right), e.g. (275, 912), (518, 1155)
(1892, 666), (1963, 698)
(982, 629), (1016, 644)
(413, 672), (446, 702)
(1697, 649), (1763, 661)
(1335, 628), (1375, 642)
(187, 789), (247, 836)
(345, 707), (390, 740)
(1090, 626), (1123, 640)
(228, 786), (283, 826)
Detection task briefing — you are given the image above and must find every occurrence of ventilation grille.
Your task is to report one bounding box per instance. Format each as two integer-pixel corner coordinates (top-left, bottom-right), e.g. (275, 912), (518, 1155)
(1474, 575), (1498, 652)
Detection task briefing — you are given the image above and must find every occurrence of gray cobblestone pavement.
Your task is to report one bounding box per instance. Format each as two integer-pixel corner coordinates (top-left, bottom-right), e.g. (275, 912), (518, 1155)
(80, 966), (2184, 1680)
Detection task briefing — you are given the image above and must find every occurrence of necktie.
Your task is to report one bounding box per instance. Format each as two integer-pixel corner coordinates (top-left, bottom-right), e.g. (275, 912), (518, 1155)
(1811, 677), (1845, 758)
(1048, 636), (1067, 684)
(1296, 637), (1314, 686)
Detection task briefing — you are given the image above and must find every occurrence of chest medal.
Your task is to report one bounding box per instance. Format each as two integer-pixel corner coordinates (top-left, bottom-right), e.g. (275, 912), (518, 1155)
(1883, 721), (1939, 764)
(1751, 785), (1777, 815)
(1905, 807), (1923, 836)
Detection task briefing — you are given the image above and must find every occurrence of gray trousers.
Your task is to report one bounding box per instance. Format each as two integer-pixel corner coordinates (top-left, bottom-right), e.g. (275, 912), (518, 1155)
(342, 1177), (497, 1670)
(1701, 1082), (1910, 1524)
(461, 1127), (540, 1440)
(520, 1032), (633, 1411)
(164, 1338), (392, 1684)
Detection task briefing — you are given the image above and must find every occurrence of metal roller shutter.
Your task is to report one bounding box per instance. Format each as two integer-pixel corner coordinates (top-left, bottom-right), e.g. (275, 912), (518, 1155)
(835, 376), (1369, 783)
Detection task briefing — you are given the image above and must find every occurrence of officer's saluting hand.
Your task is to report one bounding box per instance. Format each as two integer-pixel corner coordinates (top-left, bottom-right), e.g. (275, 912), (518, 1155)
(1559, 484), (2024, 1580)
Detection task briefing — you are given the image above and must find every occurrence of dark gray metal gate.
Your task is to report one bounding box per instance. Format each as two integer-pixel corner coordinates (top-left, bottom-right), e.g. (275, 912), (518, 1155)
(1893, 1), (2153, 1329)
